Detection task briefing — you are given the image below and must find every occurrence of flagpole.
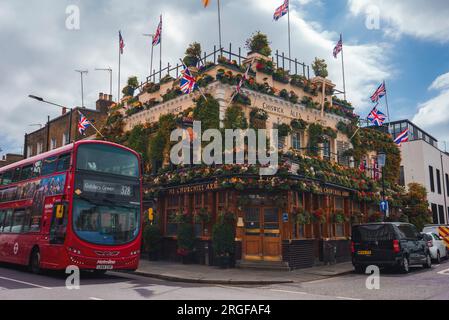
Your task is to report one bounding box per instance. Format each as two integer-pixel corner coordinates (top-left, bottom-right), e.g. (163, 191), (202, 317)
(217, 0), (222, 50)
(384, 81), (392, 134)
(340, 34), (347, 101)
(159, 15), (162, 82)
(118, 31), (121, 104)
(150, 38), (154, 82)
(287, 0), (292, 71)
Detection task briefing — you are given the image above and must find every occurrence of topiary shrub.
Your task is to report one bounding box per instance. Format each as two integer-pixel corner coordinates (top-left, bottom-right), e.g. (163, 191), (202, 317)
(245, 31), (272, 56)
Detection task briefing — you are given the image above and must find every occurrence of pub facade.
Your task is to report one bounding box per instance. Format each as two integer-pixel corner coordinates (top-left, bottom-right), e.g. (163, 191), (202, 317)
(108, 47), (401, 269)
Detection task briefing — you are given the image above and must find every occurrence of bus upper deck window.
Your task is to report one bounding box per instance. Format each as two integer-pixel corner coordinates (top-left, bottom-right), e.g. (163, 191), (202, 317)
(42, 157), (58, 176)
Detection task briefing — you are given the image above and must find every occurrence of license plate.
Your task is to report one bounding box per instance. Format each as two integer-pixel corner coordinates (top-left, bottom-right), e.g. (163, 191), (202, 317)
(357, 250), (372, 256)
(96, 265), (114, 270)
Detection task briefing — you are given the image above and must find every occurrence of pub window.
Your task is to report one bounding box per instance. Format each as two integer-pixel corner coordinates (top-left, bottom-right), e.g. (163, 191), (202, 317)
(323, 140), (331, 161)
(11, 210), (25, 234)
(291, 132), (301, 150)
(42, 157), (58, 176)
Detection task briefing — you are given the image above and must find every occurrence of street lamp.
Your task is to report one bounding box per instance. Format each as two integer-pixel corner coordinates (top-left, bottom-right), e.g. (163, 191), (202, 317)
(28, 94), (74, 145)
(95, 67), (113, 97)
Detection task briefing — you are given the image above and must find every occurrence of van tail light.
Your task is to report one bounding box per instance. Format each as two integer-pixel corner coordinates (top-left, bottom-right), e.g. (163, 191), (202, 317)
(393, 240), (401, 253)
(427, 240), (433, 248)
(351, 241), (355, 254)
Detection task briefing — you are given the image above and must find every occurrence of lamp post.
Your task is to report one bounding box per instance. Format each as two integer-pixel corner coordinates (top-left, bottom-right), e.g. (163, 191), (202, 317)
(28, 95), (74, 144)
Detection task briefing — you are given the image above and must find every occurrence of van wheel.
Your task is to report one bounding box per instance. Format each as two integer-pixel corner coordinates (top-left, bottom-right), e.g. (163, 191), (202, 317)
(399, 256), (410, 274)
(423, 253), (432, 269)
(354, 265), (365, 274)
(436, 251), (441, 264)
(30, 249), (42, 275)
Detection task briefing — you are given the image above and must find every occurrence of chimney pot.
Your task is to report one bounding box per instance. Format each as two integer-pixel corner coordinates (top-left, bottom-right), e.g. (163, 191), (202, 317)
(99, 92), (104, 100)
(62, 107), (67, 115)
(108, 94), (113, 101)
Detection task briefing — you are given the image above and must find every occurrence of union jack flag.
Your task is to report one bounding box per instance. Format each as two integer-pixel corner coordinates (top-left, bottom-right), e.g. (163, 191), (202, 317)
(370, 81), (386, 103)
(152, 16), (162, 47)
(236, 63), (252, 94)
(394, 128), (409, 147)
(180, 65), (198, 94)
(78, 111), (91, 135)
(333, 36), (343, 59)
(119, 31), (125, 54)
(274, 0), (289, 21)
(367, 105), (387, 126)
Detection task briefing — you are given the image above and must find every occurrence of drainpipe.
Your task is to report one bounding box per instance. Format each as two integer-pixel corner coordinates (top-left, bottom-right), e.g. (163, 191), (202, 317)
(440, 152), (448, 224)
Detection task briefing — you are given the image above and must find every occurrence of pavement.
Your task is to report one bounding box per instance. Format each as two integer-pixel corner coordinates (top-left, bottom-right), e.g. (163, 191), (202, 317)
(130, 259), (354, 285)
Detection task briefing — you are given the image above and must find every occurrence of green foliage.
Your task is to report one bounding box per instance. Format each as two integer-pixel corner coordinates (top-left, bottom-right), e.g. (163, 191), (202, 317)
(224, 105), (248, 129)
(232, 93), (252, 105)
(143, 224), (162, 253)
(162, 88), (182, 102)
(273, 68), (289, 83)
(126, 124), (149, 163)
(122, 76), (139, 96)
(177, 222), (195, 256)
(307, 123), (324, 156)
(277, 123), (292, 138)
(148, 114), (177, 167)
(212, 212), (236, 257)
(401, 183), (433, 230)
(291, 119), (308, 131)
(312, 58), (328, 78)
(185, 42), (202, 58)
(193, 94), (220, 132)
(245, 31), (272, 56)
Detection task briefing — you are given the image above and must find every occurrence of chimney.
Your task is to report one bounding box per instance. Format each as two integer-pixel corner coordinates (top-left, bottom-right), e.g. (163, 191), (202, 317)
(99, 92), (104, 100)
(96, 92), (115, 113)
(62, 107), (67, 115)
(108, 94), (113, 101)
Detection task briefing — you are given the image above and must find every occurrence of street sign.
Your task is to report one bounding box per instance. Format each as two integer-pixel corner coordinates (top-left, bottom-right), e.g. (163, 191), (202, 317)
(380, 200), (389, 216)
(283, 213), (289, 223)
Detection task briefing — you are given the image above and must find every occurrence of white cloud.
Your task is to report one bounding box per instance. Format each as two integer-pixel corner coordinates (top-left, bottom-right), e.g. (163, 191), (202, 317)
(348, 0), (449, 42)
(0, 0), (392, 156)
(413, 71), (449, 142)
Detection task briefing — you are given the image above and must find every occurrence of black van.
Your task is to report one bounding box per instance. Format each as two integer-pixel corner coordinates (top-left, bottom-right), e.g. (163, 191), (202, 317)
(352, 223), (432, 273)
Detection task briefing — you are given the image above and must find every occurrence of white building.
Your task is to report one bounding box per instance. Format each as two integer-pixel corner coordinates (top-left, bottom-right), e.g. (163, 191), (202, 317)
(389, 120), (449, 225)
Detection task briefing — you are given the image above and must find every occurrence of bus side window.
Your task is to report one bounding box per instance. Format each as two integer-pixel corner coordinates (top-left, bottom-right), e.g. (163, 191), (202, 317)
(32, 161), (42, 178)
(2, 210), (13, 233)
(21, 165), (34, 181)
(0, 210), (5, 233)
(22, 209), (31, 233)
(12, 168), (21, 183)
(11, 210), (25, 234)
(42, 157), (58, 176)
(1, 170), (13, 186)
(0, 173), (3, 185)
(56, 154), (71, 172)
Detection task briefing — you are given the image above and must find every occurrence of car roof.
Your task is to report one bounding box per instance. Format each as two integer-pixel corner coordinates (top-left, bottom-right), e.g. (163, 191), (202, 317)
(353, 222), (412, 227)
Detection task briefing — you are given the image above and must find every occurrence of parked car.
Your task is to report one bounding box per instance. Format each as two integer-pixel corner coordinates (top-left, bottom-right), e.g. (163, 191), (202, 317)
(422, 232), (448, 263)
(352, 223), (432, 274)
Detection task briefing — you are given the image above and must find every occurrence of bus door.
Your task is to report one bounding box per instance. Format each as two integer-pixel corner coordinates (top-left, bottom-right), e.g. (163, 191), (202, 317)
(41, 199), (68, 268)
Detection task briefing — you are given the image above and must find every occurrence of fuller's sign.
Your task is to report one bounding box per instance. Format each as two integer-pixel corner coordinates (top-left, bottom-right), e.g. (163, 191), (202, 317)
(167, 182), (220, 195)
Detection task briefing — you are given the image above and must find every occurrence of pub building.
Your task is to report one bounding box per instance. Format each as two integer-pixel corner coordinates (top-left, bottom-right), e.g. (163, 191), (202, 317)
(109, 44), (400, 269)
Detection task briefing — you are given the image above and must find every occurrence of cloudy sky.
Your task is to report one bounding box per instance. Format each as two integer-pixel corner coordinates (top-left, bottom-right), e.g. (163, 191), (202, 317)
(1, 0), (449, 156)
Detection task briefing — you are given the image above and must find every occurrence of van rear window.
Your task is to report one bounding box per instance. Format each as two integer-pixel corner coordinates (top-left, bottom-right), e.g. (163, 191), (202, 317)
(352, 225), (395, 242)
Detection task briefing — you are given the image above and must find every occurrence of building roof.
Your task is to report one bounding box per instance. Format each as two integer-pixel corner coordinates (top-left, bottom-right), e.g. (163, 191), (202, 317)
(386, 119), (438, 142)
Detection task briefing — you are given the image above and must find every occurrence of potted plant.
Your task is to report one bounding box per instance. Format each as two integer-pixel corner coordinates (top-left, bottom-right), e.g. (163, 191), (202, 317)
(312, 209), (326, 224)
(194, 208), (212, 225)
(331, 210), (347, 224)
(183, 42), (202, 67)
(245, 31), (272, 57)
(212, 212), (236, 269)
(122, 76), (139, 97)
(143, 224), (162, 261)
(175, 212), (196, 264)
(312, 58), (329, 78)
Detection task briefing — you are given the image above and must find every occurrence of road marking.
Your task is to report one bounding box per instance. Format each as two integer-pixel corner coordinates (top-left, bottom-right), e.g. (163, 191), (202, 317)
(437, 268), (449, 275)
(270, 289), (307, 295)
(89, 297), (104, 300)
(336, 296), (362, 301)
(0, 276), (51, 290)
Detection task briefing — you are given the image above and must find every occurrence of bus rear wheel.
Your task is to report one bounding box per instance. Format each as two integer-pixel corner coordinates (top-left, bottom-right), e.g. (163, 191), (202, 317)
(29, 249), (42, 275)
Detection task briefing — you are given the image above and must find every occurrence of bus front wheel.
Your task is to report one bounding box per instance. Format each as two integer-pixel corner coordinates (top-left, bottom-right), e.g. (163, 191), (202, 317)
(29, 249), (42, 275)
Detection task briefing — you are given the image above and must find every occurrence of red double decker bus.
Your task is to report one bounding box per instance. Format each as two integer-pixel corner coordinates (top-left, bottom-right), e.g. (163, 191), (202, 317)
(0, 140), (142, 274)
